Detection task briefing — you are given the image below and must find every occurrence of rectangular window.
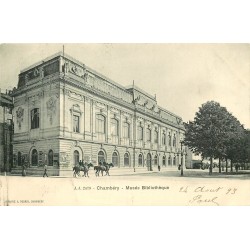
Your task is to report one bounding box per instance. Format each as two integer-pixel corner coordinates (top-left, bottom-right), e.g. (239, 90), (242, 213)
(31, 108), (39, 129)
(154, 130), (158, 143)
(111, 118), (118, 136)
(162, 133), (166, 145)
(137, 126), (143, 140)
(73, 115), (79, 133)
(146, 128), (151, 142)
(123, 122), (130, 138)
(96, 114), (105, 133)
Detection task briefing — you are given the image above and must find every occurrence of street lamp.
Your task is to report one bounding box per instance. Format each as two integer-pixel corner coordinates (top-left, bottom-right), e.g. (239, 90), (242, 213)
(180, 140), (184, 176)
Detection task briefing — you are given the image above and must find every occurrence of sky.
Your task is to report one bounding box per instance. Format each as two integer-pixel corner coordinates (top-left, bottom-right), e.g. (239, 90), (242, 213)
(0, 43), (249, 128)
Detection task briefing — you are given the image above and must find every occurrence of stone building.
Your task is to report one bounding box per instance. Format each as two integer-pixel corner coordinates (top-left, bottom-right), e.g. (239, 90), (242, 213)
(11, 52), (185, 176)
(0, 90), (13, 172)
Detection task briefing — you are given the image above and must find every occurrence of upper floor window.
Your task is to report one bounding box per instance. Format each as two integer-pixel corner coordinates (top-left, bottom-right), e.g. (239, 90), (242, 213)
(162, 132), (166, 145)
(146, 127), (151, 142)
(137, 125), (143, 140)
(111, 118), (119, 136)
(96, 114), (105, 134)
(173, 134), (176, 147)
(154, 129), (158, 143)
(168, 132), (171, 146)
(31, 108), (39, 129)
(73, 115), (80, 133)
(123, 122), (130, 138)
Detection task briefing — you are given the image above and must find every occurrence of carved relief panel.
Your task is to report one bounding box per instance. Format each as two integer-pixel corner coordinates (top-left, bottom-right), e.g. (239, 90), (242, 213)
(16, 107), (24, 129)
(47, 97), (57, 125)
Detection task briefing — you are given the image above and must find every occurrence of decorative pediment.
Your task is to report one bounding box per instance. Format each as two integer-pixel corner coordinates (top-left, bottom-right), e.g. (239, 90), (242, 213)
(63, 59), (88, 83)
(95, 101), (107, 110)
(110, 107), (119, 114)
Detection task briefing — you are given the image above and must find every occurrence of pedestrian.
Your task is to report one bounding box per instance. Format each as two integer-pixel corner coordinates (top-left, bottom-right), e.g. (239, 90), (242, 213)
(22, 164), (26, 177)
(158, 165), (161, 171)
(178, 164), (181, 171)
(43, 164), (48, 177)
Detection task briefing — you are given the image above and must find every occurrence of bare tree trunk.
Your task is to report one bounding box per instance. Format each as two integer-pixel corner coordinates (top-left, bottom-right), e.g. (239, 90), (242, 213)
(209, 157), (213, 175)
(219, 158), (221, 173)
(226, 158), (228, 173)
(230, 160), (233, 172)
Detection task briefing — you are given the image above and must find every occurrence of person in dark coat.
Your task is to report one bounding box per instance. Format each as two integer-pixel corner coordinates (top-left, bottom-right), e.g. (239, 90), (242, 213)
(158, 165), (161, 171)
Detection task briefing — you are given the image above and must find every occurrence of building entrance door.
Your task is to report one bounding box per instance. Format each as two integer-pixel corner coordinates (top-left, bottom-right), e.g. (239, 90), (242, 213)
(147, 153), (152, 171)
(74, 150), (79, 166)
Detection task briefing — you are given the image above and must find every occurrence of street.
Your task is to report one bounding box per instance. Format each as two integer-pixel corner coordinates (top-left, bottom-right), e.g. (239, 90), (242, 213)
(1, 167), (250, 206)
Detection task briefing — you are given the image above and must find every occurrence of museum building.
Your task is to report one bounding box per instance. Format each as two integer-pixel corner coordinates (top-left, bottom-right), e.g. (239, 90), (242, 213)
(11, 52), (185, 176)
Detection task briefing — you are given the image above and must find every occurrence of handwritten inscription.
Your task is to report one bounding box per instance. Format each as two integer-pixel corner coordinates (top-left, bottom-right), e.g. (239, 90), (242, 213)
(179, 186), (238, 206)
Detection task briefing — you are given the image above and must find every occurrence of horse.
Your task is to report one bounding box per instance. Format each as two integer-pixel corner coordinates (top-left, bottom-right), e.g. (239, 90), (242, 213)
(94, 162), (114, 177)
(80, 162), (93, 177)
(94, 165), (105, 177)
(103, 162), (114, 176)
(73, 166), (81, 177)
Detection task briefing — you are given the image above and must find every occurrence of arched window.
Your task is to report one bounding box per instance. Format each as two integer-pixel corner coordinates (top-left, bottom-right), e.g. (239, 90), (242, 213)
(98, 151), (105, 164)
(154, 129), (158, 143)
(146, 127), (151, 142)
(18, 152), (22, 166)
(173, 156), (176, 166)
(137, 125), (143, 140)
(162, 132), (166, 145)
(112, 152), (119, 167)
(147, 153), (152, 170)
(96, 114), (105, 133)
(168, 156), (171, 166)
(48, 150), (53, 166)
(138, 154), (143, 166)
(74, 150), (79, 167)
(124, 153), (130, 166)
(111, 118), (119, 136)
(31, 108), (39, 129)
(123, 122), (130, 138)
(168, 133), (171, 146)
(31, 149), (38, 166)
(154, 155), (158, 165)
(162, 155), (166, 166)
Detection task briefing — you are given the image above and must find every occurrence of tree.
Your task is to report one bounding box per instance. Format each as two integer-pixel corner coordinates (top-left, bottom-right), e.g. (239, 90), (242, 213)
(227, 129), (250, 171)
(184, 101), (244, 175)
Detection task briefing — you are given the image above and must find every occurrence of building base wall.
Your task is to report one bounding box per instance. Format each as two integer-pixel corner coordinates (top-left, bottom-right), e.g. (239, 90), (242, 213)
(12, 138), (179, 176)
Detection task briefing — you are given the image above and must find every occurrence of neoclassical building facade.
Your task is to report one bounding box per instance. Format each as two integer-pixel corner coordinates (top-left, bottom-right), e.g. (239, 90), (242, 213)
(11, 52), (185, 176)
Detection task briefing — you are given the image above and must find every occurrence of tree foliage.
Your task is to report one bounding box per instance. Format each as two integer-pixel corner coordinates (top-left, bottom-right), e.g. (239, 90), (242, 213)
(184, 101), (245, 174)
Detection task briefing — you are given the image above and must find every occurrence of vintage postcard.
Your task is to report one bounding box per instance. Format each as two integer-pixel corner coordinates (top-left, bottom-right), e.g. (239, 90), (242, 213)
(0, 44), (249, 206)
